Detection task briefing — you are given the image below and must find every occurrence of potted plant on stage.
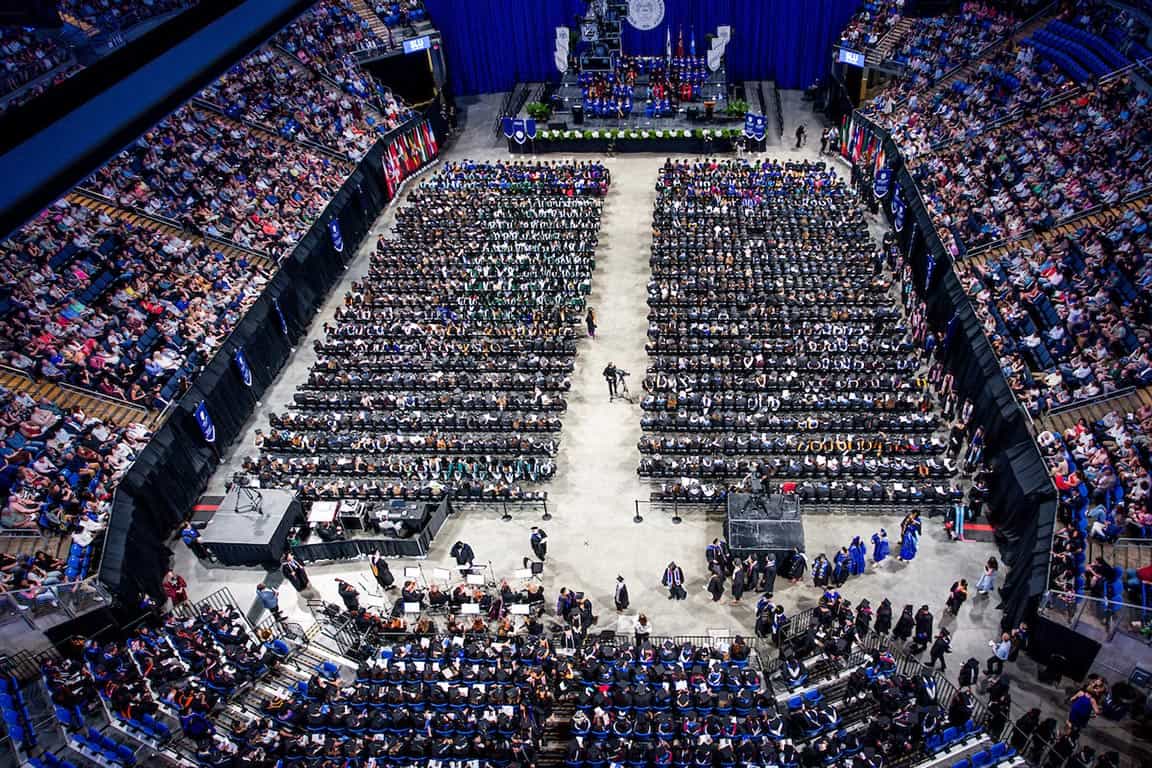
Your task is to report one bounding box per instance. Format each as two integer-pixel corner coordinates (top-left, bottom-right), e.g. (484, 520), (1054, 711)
(726, 99), (749, 118)
(525, 101), (552, 122)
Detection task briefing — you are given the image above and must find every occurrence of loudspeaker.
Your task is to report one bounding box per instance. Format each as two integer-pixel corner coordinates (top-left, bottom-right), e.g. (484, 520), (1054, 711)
(572, 105), (584, 125)
(704, 100), (715, 121)
(530, 561), (544, 575)
(548, 121), (568, 131)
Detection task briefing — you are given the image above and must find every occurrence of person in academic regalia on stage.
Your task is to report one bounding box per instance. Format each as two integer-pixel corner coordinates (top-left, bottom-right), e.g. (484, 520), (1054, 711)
(825, 549), (844, 588)
(662, 561), (686, 600)
(281, 552), (309, 592)
(893, 604), (915, 643)
(871, 529), (890, 564)
(911, 604), (934, 652)
(785, 547), (808, 583)
(849, 537), (867, 575)
(898, 511), (922, 561)
(614, 575), (630, 611)
(530, 526), (548, 561)
(811, 554), (830, 588)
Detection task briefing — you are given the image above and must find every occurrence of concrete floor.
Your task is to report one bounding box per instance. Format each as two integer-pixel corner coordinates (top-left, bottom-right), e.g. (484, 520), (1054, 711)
(172, 91), (1148, 764)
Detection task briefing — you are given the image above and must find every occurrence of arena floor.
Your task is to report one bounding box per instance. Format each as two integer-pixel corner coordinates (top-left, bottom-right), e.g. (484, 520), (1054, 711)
(176, 91), (1149, 763)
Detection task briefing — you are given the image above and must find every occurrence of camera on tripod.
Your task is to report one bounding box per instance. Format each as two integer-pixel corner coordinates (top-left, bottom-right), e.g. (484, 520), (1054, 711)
(614, 368), (631, 380)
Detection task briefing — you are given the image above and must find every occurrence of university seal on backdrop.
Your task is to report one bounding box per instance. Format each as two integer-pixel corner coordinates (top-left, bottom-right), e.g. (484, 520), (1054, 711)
(627, 0), (665, 30)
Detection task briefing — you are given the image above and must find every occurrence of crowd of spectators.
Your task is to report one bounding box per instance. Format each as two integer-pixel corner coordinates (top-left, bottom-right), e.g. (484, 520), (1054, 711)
(961, 199), (1152, 413)
(0, 384), (147, 541)
(639, 158), (962, 509)
(0, 200), (269, 405)
(910, 78), (1152, 252)
(246, 161), (608, 502)
(867, 2), (1016, 101)
(200, 49), (380, 160)
(83, 106), (354, 257)
(273, 0), (414, 130)
(57, 0), (195, 33)
(871, 40), (1075, 162)
(837, 0), (905, 52)
(0, 27), (73, 102)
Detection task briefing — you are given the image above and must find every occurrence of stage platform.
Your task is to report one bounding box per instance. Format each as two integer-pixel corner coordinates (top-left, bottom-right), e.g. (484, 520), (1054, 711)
(724, 493), (805, 559)
(290, 498), (450, 563)
(551, 66), (731, 129)
(199, 488), (300, 566)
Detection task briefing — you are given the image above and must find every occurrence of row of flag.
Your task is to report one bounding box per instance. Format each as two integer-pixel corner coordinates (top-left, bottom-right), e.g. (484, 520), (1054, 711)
(383, 120), (439, 198)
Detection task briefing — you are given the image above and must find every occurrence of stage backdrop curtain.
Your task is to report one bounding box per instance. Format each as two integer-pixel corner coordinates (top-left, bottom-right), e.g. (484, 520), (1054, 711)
(424, 0), (859, 95)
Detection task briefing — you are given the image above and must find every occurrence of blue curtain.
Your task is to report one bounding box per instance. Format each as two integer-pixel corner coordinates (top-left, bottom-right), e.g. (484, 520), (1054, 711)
(425, 0), (860, 96)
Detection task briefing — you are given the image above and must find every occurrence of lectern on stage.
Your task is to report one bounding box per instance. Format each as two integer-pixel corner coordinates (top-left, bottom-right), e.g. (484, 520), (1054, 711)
(724, 493), (805, 559)
(198, 488), (301, 566)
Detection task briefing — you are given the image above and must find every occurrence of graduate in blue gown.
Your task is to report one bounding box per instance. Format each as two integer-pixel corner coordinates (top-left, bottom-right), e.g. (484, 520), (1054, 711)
(898, 511), (922, 561)
(832, 548), (850, 586)
(848, 536), (867, 575)
(871, 529), (890, 563)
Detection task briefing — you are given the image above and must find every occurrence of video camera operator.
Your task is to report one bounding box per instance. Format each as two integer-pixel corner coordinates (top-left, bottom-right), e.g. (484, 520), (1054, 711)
(604, 362), (619, 398)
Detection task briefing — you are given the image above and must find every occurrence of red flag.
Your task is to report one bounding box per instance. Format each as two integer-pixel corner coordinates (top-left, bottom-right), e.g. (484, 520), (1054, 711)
(422, 120), (438, 156)
(676, 26), (684, 58)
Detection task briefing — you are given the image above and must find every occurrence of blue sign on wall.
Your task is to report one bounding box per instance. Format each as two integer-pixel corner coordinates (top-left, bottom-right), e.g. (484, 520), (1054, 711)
(404, 35), (432, 54)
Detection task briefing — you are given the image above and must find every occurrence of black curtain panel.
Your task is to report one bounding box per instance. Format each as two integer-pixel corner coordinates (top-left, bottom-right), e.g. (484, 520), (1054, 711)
(862, 137), (1058, 625)
(100, 128), (437, 601)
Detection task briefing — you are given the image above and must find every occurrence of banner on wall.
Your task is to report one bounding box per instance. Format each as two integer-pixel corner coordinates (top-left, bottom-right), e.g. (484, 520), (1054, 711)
(554, 26), (569, 72)
(892, 184), (905, 232)
(502, 117), (538, 144)
(743, 113), (766, 141)
(234, 347), (253, 387)
(329, 218), (344, 253)
(193, 402), (216, 444)
(873, 168), (891, 199)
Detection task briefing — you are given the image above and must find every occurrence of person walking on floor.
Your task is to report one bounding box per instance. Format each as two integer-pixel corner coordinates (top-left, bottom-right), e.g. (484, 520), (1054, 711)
(875, 597), (893, 635)
(634, 613), (651, 643)
(585, 308), (597, 338)
(529, 526), (548, 561)
(614, 575), (629, 611)
(946, 579), (969, 615)
(336, 578), (360, 611)
(976, 557), (999, 596)
(760, 552), (777, 594)
(986, 632), (1012, 676)
(911, 604), (934, 653)
(731, 562), (746, 604)
(369, 551), (395, 591)
(163, 570), (188, 608)
(926, 628), (952, 670)
(450, 540), (475, 576)
(893, 604), (915, 643)
(707, 571), (725, 602)
(662, 561), (685, 600)
(281, 552), (309, 592)
(603, 362), (619, 399)
(257, 583), (285, 622)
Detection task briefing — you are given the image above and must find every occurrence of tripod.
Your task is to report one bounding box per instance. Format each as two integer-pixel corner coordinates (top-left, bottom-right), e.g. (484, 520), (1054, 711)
(231, 485), (264, 515)
(610, 372), (635, 404)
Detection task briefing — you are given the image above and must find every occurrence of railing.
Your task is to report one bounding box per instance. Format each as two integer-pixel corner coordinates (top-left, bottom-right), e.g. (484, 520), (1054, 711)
(963, 183), (1152, 261)
(1038, 588), (1152, 643)
(0, 577), (113, 631)
(1042, 384), (1140, 421)
(191, 97), (348, 163)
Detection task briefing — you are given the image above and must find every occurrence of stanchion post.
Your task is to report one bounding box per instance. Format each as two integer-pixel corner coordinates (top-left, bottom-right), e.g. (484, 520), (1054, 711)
(671, 500), (682, 525)
(633, 500), (643, 524)
(501, 501), (512, 522)
(541, 499), (552, 521)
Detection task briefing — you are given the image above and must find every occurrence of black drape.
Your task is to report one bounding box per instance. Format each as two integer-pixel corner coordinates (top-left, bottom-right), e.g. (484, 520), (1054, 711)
(854, 112), (1057, 625)
(100, 124), (436, 601)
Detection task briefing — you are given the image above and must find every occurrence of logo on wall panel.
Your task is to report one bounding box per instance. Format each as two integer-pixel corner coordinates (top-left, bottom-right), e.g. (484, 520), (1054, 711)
(627, 0), (665, 30)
